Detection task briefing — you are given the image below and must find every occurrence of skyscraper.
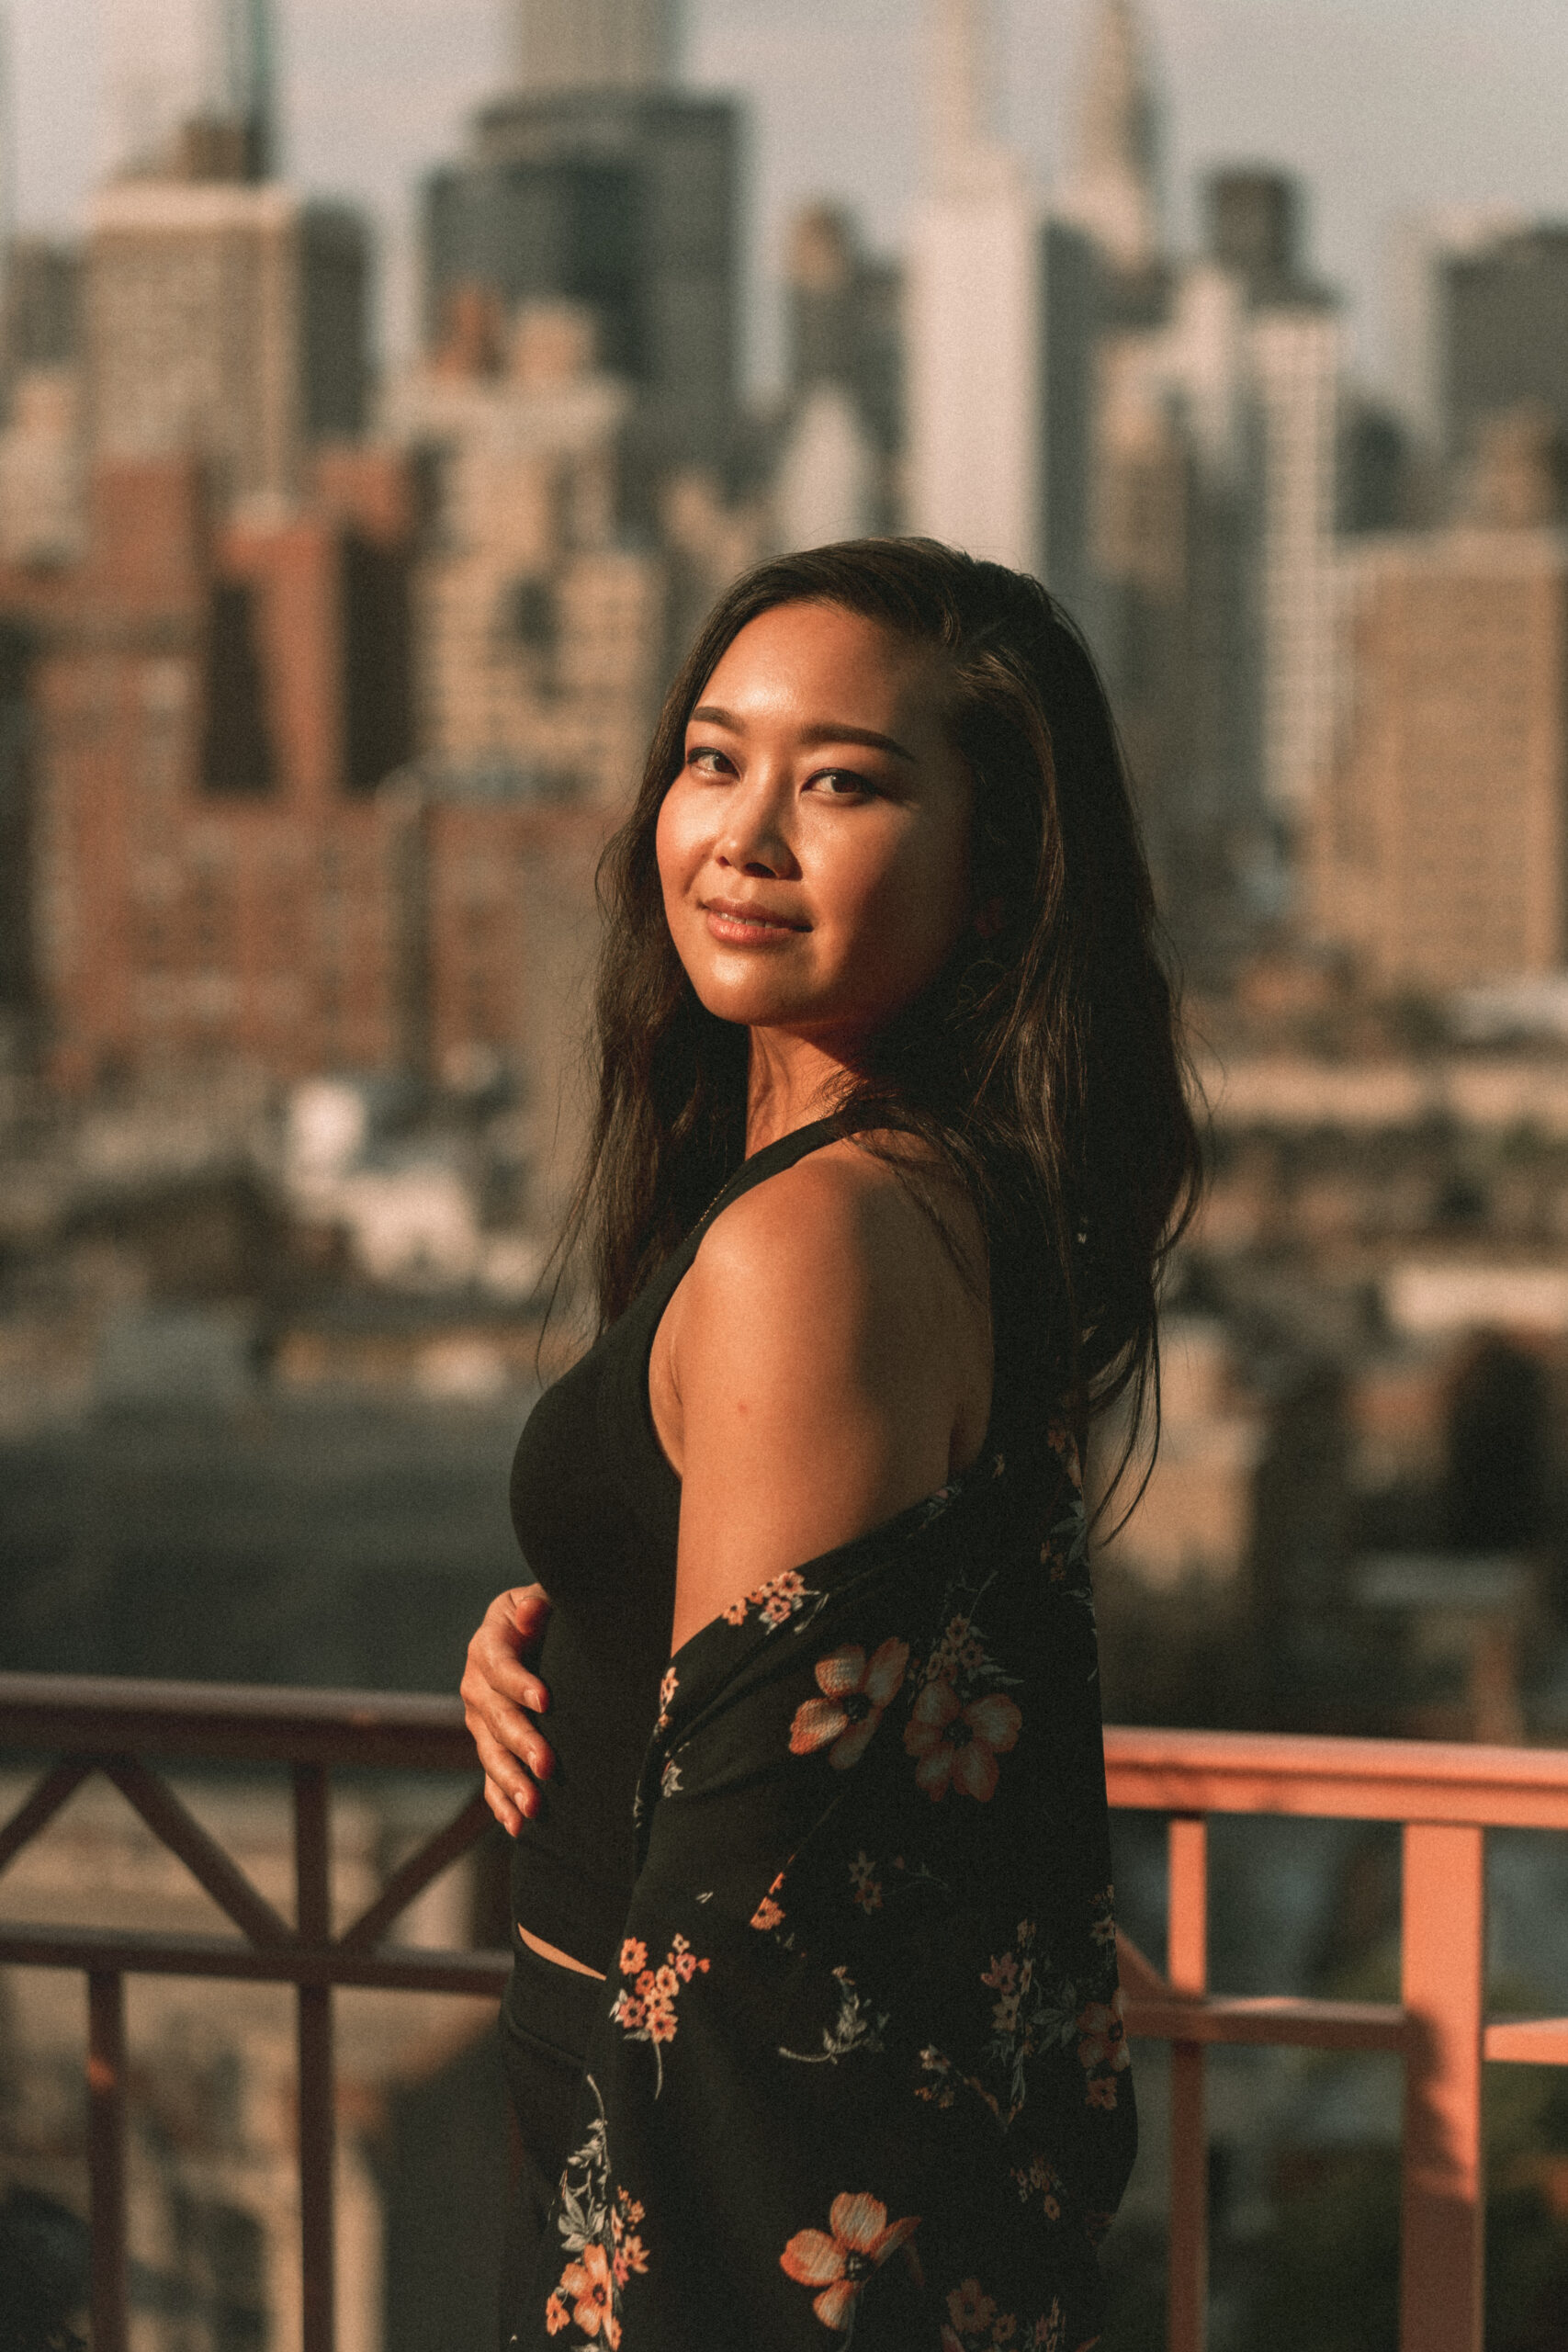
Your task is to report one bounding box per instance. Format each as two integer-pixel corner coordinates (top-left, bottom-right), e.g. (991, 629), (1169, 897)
(908, 165), (1040, 571)
(1384, 205), (1524, 451)
(1093, 254), (1259, 940)
(423, 0), (736, 488)
(906, 0), (1100, 588)
(1251, 293), (1344, 826)
(1058, 0), (1163, 310)
(773, 205), (903, 548)
(1443, 222), (1568, 467)
(102, 0), (274, 184)
(1092, 153), (1345, 954)
(515, 0), (679, 94)
(86, 0), (368, 514)
(1207, 170), (1301, 308)
(784, 205), (902, 466)
(1201, 168), (1346, 831)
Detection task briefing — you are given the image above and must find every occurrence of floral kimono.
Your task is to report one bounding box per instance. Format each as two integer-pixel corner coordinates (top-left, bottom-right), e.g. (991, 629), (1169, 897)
(515, 1386), (1134, 2352)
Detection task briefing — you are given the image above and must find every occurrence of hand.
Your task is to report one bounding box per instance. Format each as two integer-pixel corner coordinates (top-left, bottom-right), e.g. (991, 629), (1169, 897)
(461, 1584), (556, 1836)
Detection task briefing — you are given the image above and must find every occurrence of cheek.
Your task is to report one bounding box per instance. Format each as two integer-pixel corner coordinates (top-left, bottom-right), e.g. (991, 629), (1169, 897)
(848, 825), (970, 982)
(654, 787), (695, 911)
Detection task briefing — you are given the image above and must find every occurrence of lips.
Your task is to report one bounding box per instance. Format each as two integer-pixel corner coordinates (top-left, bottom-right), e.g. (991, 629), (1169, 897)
(701, 898), (808, 938)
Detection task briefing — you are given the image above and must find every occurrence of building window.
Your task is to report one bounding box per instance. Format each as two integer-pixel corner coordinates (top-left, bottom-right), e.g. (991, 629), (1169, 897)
(506, 575), (558, 659)
(343, 533), (414, 795)
(202, 582), (276, 796)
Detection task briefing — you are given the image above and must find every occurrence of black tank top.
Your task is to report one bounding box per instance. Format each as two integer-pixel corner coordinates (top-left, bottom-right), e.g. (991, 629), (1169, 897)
(505, 1116), (848, 1974)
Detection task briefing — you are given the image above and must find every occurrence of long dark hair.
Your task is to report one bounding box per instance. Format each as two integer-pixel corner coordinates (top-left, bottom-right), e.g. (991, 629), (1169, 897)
(561, 537), (1201, 1465)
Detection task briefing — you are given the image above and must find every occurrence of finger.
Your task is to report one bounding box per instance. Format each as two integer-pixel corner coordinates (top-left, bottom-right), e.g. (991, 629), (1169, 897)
(491, 1668), (552, 1716)
(487, 1582), (549, 1636)
(473, 1728), (542, 1826)
(482, 1695), (556, 1781)
(471, 1641), (551, 1713)
(485, 1773), (524, 1838)
(509, 1586), (552, 1641)
(471, 1605), (550, 1696)
(465, 1627), (552, 1717)
(486, 1770), (544, 1837)
(469, 1708), (553, 1803)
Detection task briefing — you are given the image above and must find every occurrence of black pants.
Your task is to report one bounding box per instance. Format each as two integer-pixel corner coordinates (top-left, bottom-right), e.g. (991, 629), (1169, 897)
(498, 1942), (602, 2348)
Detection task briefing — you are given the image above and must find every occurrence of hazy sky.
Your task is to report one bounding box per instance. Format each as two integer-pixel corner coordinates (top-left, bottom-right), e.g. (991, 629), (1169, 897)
(9, 0), (1568, 392)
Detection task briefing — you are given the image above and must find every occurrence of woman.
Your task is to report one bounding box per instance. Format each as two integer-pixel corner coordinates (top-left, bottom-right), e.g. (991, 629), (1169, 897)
(462, 538), (1200, 2349)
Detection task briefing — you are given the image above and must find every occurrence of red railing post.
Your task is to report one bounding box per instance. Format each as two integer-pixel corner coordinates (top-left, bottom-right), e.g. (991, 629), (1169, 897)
(87, 1969), (128, 2352)
(1401, 1822), (1485, 2352)
(295, 1764), (335, 2352)
(1167, 1815), (1208, 2352)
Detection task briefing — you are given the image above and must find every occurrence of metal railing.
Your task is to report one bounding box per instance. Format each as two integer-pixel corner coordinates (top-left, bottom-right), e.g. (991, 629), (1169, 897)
(2, 1677), (1567, 2352)
(0, 1674), (507, 2352)
(1107, 1726), (1568, 2352)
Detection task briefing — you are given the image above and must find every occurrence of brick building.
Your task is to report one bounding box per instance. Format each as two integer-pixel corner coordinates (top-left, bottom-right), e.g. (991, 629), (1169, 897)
(3, 437), (623, 1203)
(1311, 471), (1568, 993)
(0, 6), (682, 1150)
(7, 451), (421, 1088)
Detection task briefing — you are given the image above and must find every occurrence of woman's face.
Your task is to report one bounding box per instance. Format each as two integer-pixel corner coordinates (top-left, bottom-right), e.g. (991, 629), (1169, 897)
(656, 601), (975, 1054)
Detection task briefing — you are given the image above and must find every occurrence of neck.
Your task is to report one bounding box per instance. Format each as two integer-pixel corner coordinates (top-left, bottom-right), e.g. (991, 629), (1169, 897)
(744, 1025), (868, 1153)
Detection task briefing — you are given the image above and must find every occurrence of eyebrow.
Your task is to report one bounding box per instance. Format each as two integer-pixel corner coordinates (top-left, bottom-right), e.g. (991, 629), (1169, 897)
(689, 705), (918, 766)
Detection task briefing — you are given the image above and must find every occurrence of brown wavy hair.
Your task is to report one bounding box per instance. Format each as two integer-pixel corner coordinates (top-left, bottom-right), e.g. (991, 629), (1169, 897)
(560, 537), (1201, 1464)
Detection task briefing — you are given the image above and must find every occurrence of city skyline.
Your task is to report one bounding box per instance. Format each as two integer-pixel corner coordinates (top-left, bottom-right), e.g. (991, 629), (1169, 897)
(6, 0), (1568, 389)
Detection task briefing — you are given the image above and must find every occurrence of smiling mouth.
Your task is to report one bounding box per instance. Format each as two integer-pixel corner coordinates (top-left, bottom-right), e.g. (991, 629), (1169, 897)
(701, 899), (808, 940)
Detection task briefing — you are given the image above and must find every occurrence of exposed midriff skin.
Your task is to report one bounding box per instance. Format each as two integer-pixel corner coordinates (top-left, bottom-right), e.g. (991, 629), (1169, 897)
(518, 1927), (606, 1977)
(465, 602), (998, 1974)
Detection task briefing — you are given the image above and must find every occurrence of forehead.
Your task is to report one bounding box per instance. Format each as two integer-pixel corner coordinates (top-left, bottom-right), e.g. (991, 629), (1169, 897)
(697, 602), (953, 741)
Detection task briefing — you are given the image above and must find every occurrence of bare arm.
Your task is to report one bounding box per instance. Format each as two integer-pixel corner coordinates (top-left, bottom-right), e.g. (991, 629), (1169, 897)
(663, 1147), (990, 1655)
(460, 1583), (555, 1836)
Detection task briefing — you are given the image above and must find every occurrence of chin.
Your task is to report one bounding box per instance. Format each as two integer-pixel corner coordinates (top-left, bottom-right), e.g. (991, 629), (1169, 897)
(690, 979), (804, 1029)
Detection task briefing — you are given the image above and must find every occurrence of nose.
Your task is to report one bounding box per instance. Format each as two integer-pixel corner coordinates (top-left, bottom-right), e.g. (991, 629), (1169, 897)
(714, 768), (799, 879)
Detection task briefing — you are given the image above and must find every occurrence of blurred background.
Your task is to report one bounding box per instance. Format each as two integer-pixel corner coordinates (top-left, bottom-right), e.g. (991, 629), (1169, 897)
(3, 1), (1568, 2346)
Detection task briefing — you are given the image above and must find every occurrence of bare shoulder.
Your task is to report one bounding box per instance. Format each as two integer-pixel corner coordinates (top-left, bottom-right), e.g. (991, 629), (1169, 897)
(690, 1131), (983, 1309)
(696, 1136), (908, 1261)
(662, 1132), (993, 1642)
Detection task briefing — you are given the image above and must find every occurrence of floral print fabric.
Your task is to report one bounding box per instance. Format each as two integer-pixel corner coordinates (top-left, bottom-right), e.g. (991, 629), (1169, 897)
(515, 1385), (1134, 2351)
(543, 2079), (647, 2348)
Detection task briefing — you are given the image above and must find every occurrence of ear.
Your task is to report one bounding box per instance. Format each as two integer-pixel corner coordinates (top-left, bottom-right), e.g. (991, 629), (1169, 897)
(973, 895), (1006, 941)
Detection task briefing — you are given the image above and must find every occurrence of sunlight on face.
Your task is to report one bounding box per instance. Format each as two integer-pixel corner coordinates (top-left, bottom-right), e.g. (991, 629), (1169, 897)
(655, 601), (974, 1057)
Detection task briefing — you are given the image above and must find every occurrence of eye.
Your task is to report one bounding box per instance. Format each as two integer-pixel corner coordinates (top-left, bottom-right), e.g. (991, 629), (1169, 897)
(807, 767), (875, 801)
(685, 743), (734, 778)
